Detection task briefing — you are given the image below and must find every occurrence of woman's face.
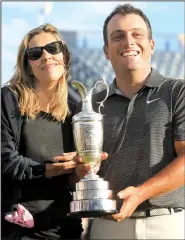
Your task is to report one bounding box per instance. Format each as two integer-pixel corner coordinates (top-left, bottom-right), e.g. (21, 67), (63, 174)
(27, 32), (66, 85)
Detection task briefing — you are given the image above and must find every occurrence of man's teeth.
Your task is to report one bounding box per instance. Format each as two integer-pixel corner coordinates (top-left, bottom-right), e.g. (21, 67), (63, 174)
(121, 51), (138, 57)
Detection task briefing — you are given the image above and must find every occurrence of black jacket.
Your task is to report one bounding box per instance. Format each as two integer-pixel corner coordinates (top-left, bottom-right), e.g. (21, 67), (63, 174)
(1, 86), (82, 237)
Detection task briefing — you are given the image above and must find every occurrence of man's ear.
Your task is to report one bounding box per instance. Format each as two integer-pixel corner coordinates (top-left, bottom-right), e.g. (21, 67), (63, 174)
(150, 39), (155, 55)
(103, 45), (110, 60)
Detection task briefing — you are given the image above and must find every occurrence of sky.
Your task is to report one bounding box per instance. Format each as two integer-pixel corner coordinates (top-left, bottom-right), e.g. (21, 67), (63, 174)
(2, 1), (185, 84)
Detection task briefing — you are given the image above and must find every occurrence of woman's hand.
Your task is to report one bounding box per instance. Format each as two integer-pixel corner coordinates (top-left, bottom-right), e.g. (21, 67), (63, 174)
(45, 152), (76, 177)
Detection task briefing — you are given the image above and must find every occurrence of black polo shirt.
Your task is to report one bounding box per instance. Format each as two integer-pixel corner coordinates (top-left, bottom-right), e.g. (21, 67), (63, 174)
(92, 68), (185, 211)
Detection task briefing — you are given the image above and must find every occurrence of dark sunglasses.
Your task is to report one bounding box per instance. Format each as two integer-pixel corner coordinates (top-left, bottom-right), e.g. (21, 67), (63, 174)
(25, 41), (64, 60)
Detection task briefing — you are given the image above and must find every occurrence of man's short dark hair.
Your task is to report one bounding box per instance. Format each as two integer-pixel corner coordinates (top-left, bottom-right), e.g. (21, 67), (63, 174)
(103, 4), (153, 46)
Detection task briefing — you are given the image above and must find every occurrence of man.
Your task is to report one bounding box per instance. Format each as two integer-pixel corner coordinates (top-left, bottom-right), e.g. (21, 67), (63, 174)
(75, 4), (185, 239)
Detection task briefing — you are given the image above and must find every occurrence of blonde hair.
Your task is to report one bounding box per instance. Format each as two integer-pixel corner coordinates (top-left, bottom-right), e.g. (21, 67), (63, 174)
(9, 23), (71, 122)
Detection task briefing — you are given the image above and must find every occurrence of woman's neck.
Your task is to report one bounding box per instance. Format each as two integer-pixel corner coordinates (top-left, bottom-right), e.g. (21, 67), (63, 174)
(36, 81), (57, 99)
(35, 81), (58, 112)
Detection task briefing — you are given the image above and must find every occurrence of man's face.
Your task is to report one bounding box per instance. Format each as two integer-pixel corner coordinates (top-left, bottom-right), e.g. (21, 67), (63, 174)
(104, 14), (155, 72)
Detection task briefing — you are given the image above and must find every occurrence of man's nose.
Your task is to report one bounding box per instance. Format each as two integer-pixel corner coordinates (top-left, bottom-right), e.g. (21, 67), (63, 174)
(124, 34), (135, 47)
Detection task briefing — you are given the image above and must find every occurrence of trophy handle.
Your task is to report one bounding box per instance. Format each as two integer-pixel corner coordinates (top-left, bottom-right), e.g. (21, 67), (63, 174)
(72, 81), (87, 102)
(91, 77), (109, 114)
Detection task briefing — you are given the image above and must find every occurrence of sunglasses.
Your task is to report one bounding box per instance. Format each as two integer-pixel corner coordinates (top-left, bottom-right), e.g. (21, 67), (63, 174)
(25, 41), (64, 61)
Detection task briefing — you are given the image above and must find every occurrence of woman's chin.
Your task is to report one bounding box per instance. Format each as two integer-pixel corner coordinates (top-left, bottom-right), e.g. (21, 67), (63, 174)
(42, 74), (63, 83)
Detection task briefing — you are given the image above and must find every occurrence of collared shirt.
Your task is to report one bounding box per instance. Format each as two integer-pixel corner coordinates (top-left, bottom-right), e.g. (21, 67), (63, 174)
(92, 68), (185, 211)
(109, 80), (124, 97)
(108, 68), (164, 97)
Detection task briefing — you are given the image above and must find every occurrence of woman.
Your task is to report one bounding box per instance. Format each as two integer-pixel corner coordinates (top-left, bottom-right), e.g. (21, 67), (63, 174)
(1, 23), (83, 240)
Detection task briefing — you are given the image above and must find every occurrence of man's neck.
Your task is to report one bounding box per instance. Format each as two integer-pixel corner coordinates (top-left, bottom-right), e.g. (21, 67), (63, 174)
(115, 68), (151, 99)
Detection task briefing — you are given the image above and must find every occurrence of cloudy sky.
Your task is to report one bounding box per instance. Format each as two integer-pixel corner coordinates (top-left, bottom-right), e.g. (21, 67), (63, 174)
(2, 1), (184, 84)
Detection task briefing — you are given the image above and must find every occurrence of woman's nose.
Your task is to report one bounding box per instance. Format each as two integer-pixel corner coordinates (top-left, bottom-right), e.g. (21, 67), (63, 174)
(42, 49), (52, 61)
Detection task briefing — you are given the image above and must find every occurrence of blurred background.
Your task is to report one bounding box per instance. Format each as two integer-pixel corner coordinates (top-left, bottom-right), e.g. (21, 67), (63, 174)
(2, 1), (185, 102)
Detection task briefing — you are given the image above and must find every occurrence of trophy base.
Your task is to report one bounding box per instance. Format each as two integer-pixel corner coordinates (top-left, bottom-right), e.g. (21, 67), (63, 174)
(70, 178), (117, 218)
(69, 209), (118, 218)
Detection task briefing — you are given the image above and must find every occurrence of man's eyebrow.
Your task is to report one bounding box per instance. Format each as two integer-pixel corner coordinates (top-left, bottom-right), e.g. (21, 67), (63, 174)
(132, 28), (145, 32)
(110, 29), (124, 37)
(110, 28), (145, 37)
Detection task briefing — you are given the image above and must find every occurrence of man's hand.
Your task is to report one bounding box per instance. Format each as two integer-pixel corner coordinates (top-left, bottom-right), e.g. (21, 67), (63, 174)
(105, 186), (143, 222)
(73, 152), (108, 178)
(45, 152), (76, 177)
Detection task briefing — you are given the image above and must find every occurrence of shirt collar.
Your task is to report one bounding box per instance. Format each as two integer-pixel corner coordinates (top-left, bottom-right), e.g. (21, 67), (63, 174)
(109, 80), (121, 96)
(144, 68), (163, 87)
(108, 68), (163, 97)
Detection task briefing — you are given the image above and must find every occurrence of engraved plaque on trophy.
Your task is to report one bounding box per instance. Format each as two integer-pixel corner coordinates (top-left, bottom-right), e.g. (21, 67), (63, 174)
(70, 77), (117, 217)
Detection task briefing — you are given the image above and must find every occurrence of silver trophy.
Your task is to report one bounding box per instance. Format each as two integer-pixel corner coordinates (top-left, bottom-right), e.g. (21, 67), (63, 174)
(70, 77), (117, 217)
